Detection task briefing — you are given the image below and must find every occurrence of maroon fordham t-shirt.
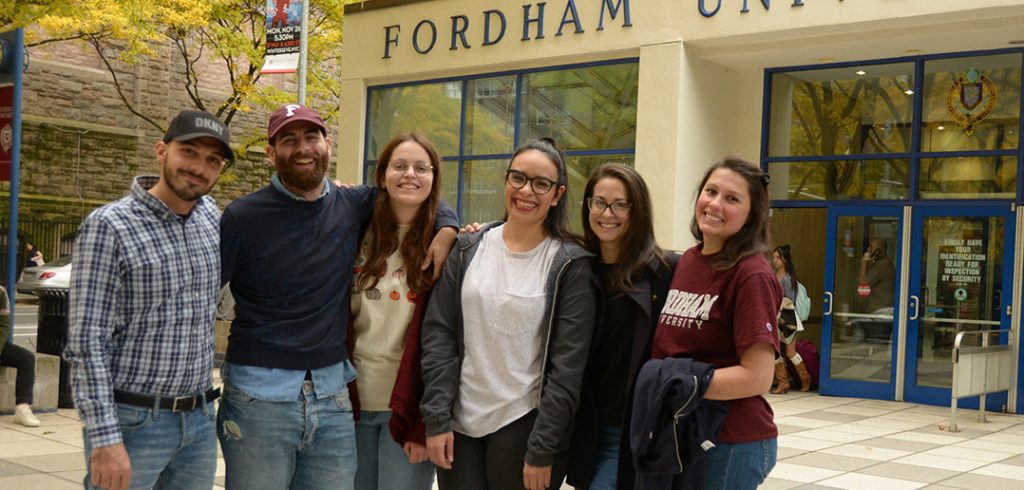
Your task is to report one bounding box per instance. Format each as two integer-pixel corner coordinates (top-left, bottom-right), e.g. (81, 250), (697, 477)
(651, 245), (782, 443)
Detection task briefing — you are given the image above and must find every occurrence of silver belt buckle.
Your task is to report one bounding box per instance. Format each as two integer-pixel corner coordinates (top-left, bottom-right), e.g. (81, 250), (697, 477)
(171, 395), (196, 412)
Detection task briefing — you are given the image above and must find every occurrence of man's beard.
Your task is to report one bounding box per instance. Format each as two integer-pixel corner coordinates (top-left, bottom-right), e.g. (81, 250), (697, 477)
(163, 162), (213, 202)
(276, 152), (328, 191)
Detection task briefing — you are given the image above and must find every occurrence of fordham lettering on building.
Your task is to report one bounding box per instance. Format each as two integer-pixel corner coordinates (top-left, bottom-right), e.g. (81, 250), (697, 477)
(381, 0), (631, 58)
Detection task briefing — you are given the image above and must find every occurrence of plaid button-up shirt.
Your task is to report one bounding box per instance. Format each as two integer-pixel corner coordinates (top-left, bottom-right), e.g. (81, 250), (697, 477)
(67, 176), (220, 448)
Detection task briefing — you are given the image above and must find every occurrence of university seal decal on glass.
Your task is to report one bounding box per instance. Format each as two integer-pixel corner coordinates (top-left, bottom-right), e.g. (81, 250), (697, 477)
(946, 68), (997, 136)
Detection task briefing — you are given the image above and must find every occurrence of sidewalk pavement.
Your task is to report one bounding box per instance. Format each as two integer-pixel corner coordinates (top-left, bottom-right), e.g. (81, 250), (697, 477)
(3, 390), (1024, 489)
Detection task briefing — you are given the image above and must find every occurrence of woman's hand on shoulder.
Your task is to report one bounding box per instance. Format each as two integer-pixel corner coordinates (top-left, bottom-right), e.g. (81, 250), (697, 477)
(423, 227), (458, 280)
(459, 222), (483, 235)
(331, 179), (356, 189)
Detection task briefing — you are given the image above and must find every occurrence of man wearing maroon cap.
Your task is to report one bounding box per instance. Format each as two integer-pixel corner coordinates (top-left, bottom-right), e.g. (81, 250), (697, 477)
(217, 104), (459, 489)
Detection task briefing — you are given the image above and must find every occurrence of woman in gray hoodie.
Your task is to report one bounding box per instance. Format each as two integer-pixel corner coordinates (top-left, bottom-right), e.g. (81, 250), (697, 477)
(420, 138), (598, 490)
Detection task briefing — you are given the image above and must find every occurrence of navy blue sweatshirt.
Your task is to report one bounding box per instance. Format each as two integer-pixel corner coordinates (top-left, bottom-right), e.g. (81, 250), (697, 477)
(220, 184), (458, 370)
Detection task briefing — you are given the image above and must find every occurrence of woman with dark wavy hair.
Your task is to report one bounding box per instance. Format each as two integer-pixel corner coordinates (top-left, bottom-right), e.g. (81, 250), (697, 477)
(567, 163), (675, 490)
(421, 138), (598, 490)
(349, 132), (442, 490)
(650, 156), (781, 489)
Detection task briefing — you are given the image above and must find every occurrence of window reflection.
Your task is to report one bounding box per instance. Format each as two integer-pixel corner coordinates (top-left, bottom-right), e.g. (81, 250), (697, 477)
(769, 63), (915, 157)
(768, 159), (909, 201)
(518, 64), (639, 151)
(919, 156), (1017, 199)
(365, 62), (639, 223)
(461, 159), (507, 225)
(465, 77), (516, 155)
(921, 54), (1021, 152)
(368, 83), (462, 157)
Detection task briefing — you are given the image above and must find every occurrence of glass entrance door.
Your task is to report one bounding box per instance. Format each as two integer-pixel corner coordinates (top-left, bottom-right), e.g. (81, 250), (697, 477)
(903, 206), (1016, 409)
(820, 207), (903, 400)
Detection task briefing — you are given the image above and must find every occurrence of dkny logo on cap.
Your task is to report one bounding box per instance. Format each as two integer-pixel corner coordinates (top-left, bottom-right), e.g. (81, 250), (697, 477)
(163, 110), (234, 161)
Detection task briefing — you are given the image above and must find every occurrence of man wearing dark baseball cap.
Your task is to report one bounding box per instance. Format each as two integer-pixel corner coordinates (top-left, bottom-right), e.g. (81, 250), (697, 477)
(67, 109), (229, 490)
(164, 109), (235, 162)
(218, 104), (459, 488)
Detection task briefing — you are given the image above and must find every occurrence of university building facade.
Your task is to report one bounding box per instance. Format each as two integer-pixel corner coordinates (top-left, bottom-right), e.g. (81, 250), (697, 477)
(336, 0), (1024, 412)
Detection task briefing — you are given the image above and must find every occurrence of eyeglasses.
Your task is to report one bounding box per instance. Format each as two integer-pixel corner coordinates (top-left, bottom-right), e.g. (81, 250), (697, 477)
(388, 161), (433, 176)
(505, 169), (557, 196)
(586, 197), (632, 217)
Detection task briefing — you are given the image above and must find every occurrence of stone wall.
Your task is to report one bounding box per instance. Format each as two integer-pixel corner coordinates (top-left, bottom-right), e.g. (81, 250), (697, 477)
(5, 36), (331, 227)
(0, 32), (347, 277)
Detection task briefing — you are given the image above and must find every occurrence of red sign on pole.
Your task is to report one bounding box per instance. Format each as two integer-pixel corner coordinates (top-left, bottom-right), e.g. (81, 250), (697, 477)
(0, 84), (12, 181)
(261, 0), (302, 74)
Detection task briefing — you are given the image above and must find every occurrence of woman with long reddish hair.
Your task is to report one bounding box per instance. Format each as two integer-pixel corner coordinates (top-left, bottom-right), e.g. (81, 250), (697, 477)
(349, 132), (443, 490)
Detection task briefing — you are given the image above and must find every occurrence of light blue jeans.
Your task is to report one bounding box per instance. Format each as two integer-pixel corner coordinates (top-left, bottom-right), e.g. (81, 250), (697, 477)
(83, 401), (217, 490)
(587, 424), (621, 490)
(217, 380), (357, 490)
(354, 410), (435, 490)
(705, 438), (777, 490)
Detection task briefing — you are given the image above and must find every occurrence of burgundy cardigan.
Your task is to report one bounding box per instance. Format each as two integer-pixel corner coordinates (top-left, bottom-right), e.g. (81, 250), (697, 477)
(347, 289), (431, 446)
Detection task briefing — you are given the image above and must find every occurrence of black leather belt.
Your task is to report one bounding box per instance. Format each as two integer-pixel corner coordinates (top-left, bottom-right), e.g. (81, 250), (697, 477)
(114, 388), (221, 412)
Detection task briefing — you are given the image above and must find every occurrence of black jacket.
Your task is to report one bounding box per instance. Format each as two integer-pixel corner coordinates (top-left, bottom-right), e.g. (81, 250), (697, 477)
(630, 357), (728, 490)
(567, 253), (677, 489)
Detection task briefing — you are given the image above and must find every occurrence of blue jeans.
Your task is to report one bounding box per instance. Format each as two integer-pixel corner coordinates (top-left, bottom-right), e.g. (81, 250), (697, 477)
(83, 401), (217, 490)
(354, 410), (435, 490)
(705, 438), (777, 490)
(587, 425), (620, 490)
(217, 380), (357, 490)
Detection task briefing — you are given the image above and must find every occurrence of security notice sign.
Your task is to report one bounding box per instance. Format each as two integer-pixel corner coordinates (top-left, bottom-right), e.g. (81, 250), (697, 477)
(939, 237), (985, 286)
(937, 233), (986, 308)
(262, 0), (302, 74)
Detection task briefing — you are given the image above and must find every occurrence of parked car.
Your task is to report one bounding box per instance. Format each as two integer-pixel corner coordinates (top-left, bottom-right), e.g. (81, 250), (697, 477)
(16, 255), (72, 294)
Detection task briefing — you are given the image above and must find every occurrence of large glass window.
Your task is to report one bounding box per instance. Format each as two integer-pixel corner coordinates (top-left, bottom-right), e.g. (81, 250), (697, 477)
(365, 60), (639, 229)
(919, 156), (1017, 199)
(368, 82), (462, 157)
(767, 51), (1024, 203)
(519, 64), (639, 151)
(464, 76), (516, 156)
(768, 159), (909, 201)
(921, 54), (1021, 153)
(460, 159), (507, 225)
(768, 63), (915, 158)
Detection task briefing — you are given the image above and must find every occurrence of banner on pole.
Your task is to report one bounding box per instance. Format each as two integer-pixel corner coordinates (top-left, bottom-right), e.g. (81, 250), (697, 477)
(261, 0), (302, 74)
(0, 84), (13, 181)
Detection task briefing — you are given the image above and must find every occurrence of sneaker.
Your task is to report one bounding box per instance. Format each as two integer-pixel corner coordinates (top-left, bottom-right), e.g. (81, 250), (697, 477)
(14, 404), (41, 427)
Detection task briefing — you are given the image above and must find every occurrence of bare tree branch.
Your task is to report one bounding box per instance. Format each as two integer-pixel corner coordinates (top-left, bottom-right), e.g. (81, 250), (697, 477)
(837, 79), (865, 120)
(87, 35), (164, 132)
(171, 30), (206, 111)
(27, 30), (109, 47)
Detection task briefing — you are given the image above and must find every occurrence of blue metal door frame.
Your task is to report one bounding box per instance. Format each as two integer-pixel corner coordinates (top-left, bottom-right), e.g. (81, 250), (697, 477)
(903, 204), (1016, 410)
(819, 205), (904, 401)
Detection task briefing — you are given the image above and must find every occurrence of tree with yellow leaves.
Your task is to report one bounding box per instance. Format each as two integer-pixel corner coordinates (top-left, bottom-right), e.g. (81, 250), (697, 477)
(3, 0), (354, 159)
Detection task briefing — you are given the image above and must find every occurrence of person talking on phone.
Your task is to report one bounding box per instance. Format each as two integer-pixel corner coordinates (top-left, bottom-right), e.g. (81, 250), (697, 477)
(858, 239), (895, 314)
